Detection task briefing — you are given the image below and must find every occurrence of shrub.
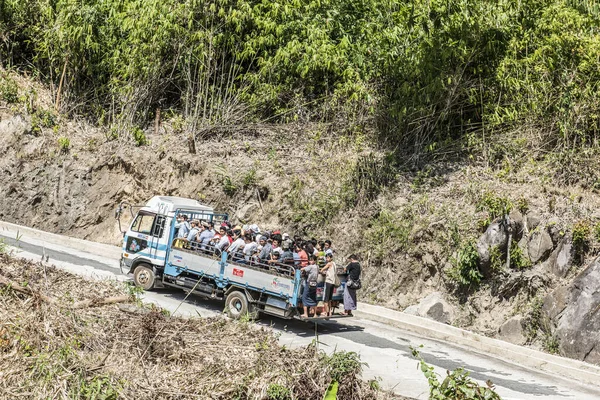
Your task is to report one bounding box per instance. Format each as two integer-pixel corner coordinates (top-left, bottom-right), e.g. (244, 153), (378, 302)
(447, 240), (482, 289)
(572, 220), (591, 264)
(321, 351), (363, 382)
(509, 241), (531, 269)
(57, 137), (70, 153)
(0, 75), (19, 103)
(131, 127), (148, 146)
(476, 191), (512, 228)
(266, 383), (291, 400)
(412, 347), (501, 400)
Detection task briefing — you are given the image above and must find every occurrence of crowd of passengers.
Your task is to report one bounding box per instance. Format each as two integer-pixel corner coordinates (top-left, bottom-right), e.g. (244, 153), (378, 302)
(174, 215), (361, 318)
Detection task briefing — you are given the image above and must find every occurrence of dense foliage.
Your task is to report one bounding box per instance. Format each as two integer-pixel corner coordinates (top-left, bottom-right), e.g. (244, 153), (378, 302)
(1, 0), (599, 149)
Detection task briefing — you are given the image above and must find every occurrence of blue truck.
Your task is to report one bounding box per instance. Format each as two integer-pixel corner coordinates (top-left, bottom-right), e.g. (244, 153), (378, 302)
(118, 196), (349, 320)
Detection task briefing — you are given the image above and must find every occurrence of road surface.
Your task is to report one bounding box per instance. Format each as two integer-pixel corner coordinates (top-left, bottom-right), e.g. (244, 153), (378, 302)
(1, 226), (599, 400)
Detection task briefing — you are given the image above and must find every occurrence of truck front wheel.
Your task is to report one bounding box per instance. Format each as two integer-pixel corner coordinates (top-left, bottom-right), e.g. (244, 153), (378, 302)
(225, 291), (248, 320)
(133, 264), (155, 290)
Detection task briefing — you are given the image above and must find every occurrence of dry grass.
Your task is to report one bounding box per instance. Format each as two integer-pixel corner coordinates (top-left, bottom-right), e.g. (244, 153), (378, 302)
(0, 254), (406, 400)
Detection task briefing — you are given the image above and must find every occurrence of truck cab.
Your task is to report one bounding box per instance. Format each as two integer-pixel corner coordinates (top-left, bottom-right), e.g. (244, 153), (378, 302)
(120, 196), (225, 289)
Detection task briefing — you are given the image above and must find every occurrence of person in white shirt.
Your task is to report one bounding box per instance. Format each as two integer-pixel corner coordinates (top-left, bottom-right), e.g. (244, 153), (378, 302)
(242, 235), (258, 263)
(228, 231), (245, 260)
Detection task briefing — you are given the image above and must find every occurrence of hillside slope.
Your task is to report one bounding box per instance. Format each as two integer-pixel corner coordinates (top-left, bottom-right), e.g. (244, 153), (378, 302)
(2, 71), (600, 365)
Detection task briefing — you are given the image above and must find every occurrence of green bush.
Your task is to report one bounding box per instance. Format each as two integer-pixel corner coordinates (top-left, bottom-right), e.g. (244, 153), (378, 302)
(57, 137), (70, 153)
(131, 127), (148, 146)
(412, 347), (501, 400)
(572, 220), (591, 264)
(266, 383), (291, 400)
(321, 351), (363, 382)
(476, 191), (512, 228)
(0, 75), (19, 103)
(448, 240), (482, 288)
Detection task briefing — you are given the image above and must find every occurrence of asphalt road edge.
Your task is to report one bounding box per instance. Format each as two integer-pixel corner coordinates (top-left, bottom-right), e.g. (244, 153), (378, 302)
(355, 302), (600, 388)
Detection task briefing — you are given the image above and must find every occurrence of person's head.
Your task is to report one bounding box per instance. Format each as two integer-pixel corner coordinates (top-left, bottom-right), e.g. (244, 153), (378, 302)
(272, 251), (280, 260)
(219, 226), (226, 235)
(324, 240), (332, 250)
(283, 233), (290, 240)
(348, 254), (358, 262)
(244, 234), (252, 243)
(259, 236), (267, 246)
(273, 239), (279, 248)
(227, 229), (234, 237)
(202, 221), (210, 230)
(308, 255), (316, 264)
(326, 253), (333, 262)
(209, 221), (215, 229)
(182, 215), (188, 221)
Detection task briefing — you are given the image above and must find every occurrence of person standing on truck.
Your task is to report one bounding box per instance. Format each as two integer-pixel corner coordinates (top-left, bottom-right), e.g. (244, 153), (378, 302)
(320, 253), (337, 317)
(175, 215), (191, 238)
(296, 243), (308, 268)
(343, 254), (362, 316)
(301, 256), (319, 318)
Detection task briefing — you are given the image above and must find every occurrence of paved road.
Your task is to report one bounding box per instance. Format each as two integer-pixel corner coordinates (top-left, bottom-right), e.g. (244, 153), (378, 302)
(2, 229), (600, 400)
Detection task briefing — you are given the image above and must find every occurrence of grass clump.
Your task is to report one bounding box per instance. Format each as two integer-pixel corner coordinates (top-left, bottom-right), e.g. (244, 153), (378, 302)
(476, 191), (512, 229)
(131, 127), (148, 146)
(266, 383), (291, 400)
(367, 210), (412, 259)
(57, 136), (70, 153)
(572, 220), (591, 264)
(0, 75), (19, 103)
(447, 240), (482, 289)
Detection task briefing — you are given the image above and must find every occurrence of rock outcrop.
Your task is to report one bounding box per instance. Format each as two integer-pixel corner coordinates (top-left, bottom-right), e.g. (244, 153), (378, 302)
(544, 257), (600, 363)
(404, 292), (455, 325)
(527, 229), (553, 264)
(498, 316), (526, 345)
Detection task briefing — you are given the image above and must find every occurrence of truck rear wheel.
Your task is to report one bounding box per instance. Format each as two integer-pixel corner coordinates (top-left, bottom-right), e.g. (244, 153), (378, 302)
(225, 291), (248, 320)
(133, 264), (155, 290)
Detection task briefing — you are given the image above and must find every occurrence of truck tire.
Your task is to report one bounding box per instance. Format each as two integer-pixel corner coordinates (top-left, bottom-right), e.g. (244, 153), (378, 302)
(225, 291), (248, 320)
(133, 264), (155, 290)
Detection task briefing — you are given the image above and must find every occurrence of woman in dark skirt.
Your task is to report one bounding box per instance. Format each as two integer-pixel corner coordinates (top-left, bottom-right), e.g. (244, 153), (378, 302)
(301, 256), (319, 317)
(343, 254), (361, 316)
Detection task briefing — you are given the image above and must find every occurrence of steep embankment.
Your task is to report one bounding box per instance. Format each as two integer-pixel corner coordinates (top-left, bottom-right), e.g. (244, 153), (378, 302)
(2, 70), (600, 365)
(0, 253), (400, 399)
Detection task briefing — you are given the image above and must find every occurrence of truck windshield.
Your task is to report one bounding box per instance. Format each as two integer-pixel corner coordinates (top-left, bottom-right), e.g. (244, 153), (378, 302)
(131, 213), (155, 235)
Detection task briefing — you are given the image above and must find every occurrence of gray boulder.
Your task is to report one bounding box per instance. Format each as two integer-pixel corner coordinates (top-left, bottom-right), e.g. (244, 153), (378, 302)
(545, 234), (574, 278)
(416, 292), (455, 324)
(477, 221), (508, 275)
(545, 257), (600, 363)
(498, 316), (527, 345)
(509, 210), (525, 240)
(526, 212), (542, 231)
(527, 229), (553, 264)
